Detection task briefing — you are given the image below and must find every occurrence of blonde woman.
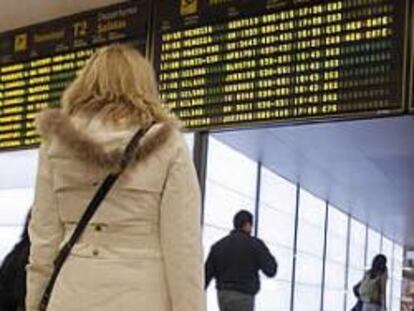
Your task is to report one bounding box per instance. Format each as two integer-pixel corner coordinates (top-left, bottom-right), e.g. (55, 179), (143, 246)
(26, 45), (205, 311)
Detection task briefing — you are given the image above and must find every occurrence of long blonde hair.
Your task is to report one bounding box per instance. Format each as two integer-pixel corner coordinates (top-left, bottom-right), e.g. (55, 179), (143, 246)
(62, 44), (172, 127)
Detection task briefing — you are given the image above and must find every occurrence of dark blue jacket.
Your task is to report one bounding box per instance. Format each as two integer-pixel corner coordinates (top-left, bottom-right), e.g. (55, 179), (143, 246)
(205, 230), (277, 295)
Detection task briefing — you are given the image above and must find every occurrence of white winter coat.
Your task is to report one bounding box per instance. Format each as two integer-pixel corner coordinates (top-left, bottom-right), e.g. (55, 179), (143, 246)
(26, 109), (206, 311)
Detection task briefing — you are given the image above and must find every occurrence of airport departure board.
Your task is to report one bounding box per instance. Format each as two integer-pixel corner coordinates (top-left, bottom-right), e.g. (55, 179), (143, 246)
(0, 1), (150, 151)
(156, 0), (407, 129)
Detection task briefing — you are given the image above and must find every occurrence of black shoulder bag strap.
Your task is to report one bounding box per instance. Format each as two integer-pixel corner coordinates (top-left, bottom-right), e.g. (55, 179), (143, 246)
(39, 125), (152, 311)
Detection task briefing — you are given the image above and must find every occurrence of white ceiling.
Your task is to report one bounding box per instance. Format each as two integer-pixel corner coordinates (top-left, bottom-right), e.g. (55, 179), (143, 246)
(214, 115), (414, 247)
(0, 0), (124, 33)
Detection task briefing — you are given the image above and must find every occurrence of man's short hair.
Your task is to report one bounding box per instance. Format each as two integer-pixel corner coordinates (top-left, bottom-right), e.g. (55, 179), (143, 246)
(233, 210), (253, 229)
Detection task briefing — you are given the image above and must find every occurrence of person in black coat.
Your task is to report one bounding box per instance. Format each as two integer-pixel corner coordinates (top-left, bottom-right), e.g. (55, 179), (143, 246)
(205, 210), (277, 311)
(0, 212), (31, 311)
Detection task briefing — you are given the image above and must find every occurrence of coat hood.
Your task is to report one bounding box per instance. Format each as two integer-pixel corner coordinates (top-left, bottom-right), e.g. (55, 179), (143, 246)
(35, 109), (178, 172)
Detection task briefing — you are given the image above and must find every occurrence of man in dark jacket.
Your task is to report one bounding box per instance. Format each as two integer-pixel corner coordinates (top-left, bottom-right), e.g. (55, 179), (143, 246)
(205, 210), (277, 311)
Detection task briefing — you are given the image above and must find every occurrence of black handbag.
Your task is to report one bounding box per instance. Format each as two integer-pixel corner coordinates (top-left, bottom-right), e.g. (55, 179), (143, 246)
(39, 125), (151, 311)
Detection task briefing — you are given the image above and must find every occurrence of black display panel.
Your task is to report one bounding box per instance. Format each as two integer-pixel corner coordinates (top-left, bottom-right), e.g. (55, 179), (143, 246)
(156, 0), (407, 130)
(0, 1), (150, 151)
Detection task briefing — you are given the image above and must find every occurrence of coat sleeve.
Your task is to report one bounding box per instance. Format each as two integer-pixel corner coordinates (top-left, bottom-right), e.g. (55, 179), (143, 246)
(204, 246), (216, 289)
(26, 146), (64, 311)
(160, 136), (206, 311)
(256, 239), (278, 277)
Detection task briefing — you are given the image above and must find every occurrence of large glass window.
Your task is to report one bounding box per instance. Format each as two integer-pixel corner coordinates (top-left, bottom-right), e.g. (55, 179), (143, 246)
(323, 206), (348, 311)
(197, 136), (405, 311)
(366, 228), (382, 267)
(0, 150), (38, 261)
(0, 150), (38, 189)
(256, 168), (297, 311)
(204, 138), (257, 230)
(391, 244), (403, 311)
(203, 137), (258, 311)
(293, 189), (326, 311)
(345, 219), (367, 310)
(0, 188), (34, 261)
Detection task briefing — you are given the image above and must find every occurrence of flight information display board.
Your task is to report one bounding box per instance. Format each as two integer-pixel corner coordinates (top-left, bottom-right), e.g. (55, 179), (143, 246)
(0, 1), (150, 151)
(156, 0), (407, 129)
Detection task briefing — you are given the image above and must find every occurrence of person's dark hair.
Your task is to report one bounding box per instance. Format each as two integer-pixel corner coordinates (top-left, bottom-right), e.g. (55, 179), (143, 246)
(369, 254), (387, 278)
(233, 210), (253, 230)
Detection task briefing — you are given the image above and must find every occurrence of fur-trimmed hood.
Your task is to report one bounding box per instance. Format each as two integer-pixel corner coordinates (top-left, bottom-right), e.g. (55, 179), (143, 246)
(35, 109), (178, 172)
